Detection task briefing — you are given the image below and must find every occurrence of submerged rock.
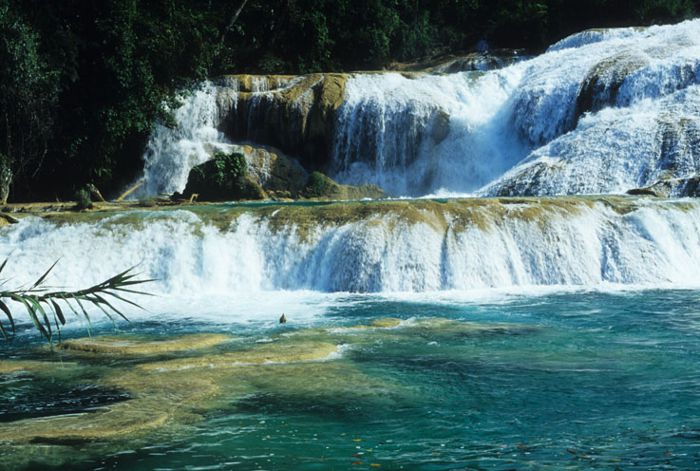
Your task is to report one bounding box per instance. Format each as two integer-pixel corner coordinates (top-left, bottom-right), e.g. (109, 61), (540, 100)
(138, 339), (340, 372)
(0, 360), (77, 374)
(328, 317), (534, 340)
(0, 316), (544, 469)
(57, 333), (232, 356)
(0, 335), (344, 446)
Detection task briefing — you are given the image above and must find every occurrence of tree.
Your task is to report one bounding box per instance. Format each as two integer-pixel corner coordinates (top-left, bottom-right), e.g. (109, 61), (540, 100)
(0, 1), (59, 201)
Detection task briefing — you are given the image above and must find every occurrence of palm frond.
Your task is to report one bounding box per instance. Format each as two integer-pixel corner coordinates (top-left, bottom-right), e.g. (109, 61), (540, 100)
(0, 260), (151, 342)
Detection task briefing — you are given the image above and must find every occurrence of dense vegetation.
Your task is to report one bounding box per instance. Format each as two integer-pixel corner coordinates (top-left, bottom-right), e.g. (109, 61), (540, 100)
(0, 0), (697, 202)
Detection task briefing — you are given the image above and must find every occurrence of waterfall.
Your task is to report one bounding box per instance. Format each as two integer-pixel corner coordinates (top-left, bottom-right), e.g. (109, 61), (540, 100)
(138, 82), (234, 197)
(331, 19), (700, 196)
(133, 19), (700, 198)
(330, 70), (525, 195)
(3, 200), (700, 295)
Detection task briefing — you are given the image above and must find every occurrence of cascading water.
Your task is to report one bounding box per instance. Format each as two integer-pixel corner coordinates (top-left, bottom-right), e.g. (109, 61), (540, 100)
(138, 82), (234, 197)
(7, 19), (700, 471)
(330, 70), (525, 195)
(135, 76), (302, 198)
(331, 19), (700, 196)
(3, 199), (700, 296)
(133, 19), (700, 198)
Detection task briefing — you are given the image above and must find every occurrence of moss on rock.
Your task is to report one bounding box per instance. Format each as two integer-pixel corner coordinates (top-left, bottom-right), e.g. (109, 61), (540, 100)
(139, 340), (340, 372)
(303, 171), (385, 200)
(0, 315), (543, 467)
(0, 359), (78, 374)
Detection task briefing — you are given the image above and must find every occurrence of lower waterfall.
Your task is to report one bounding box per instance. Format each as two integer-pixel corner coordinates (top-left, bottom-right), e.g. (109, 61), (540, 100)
(3, 198), (700, 295)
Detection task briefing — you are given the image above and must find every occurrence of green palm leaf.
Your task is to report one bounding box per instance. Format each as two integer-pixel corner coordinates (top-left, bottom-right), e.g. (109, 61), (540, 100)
(0, 261), (151, 342)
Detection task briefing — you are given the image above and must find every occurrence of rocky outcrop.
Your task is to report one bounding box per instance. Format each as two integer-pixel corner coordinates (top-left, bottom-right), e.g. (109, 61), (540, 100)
(628, 175), (700, 197)
(181, 146), (385, 201)
(303, 171), (385, 200)
(218, 73), (349, 169)
(575, 52), (648, 119)
(484, 85), (700, 197)
(182, 151), (265, 201)
(236, 144), (310, 199)
(390, 50), (526, 74)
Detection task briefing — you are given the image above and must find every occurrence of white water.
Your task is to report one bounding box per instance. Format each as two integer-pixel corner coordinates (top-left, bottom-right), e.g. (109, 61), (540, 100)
(135, 19), (700, 198)
(136, 76), (305, 198)
(333, 20), (700, 196)
(138, 82), (234, 196)
(482, 85), (700, 195)
(331, 70), (525, 195)
(3, 200), (700, 298)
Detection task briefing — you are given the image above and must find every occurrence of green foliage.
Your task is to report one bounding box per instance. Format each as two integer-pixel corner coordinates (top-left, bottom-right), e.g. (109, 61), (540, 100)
(0, 1), (60, 199)
(304, 171), (339, 198)
(210, 151), (247, 186)
(74, 188), (93, 210)
(0, 260), (151, 342)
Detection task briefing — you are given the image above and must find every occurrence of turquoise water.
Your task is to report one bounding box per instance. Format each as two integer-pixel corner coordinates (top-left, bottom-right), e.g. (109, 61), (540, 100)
(4, 289), (700, 469)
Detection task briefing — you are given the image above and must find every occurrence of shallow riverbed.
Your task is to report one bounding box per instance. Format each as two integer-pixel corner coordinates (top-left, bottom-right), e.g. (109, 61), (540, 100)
(2, 289), (700, 470)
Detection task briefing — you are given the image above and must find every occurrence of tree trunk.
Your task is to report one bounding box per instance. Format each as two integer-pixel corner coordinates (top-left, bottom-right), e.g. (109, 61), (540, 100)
(219, 0), (250, 48)
(0, 153), (11, 204)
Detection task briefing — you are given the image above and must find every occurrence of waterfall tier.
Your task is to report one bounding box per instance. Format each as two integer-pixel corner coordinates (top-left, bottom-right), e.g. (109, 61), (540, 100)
(4, 198), (700, 294)
(137, 20), (700, 198)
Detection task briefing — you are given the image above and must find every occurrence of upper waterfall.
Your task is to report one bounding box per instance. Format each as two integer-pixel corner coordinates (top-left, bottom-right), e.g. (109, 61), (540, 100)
(135, 19), (700, 198)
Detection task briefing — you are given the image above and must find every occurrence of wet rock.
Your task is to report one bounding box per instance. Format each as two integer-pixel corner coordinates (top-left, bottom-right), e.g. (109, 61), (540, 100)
(370, 318), (403, 328)
(0, 316), (538, 467)
(303, 171), (385, 200)
(182, 151), (266, 201)
(239, 144), (309, 198)
(0, 360), (76, 374)
(430, 110), (451, 144)
(389, 50), (526, 73)
(138, 339), (340, 372)
(629, 175), (700, 198)
(576, 52), (649, 119)
(220, 73), (349, 170)
(0, 337), (341, 448)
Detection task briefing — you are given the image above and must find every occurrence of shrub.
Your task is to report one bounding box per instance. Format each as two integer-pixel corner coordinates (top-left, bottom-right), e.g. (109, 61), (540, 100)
(304, 171), (339, 198)
(74, 188), (93, 210)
